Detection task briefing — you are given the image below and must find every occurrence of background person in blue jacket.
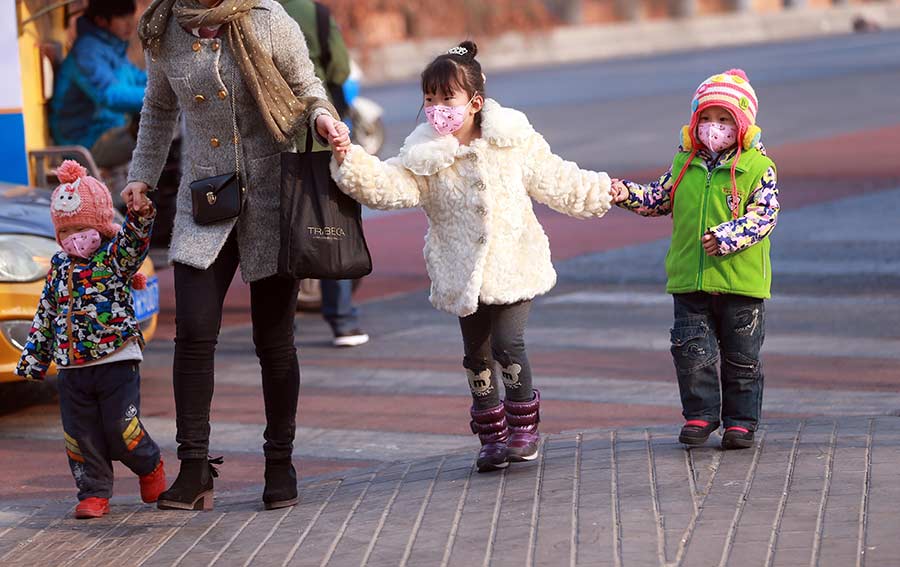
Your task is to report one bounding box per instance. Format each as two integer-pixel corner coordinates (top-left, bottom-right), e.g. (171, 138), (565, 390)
(50, 0), (145, 169)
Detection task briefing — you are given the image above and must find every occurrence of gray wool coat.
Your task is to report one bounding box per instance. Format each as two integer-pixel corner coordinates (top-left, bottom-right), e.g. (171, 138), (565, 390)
(128, 0), (330, 282)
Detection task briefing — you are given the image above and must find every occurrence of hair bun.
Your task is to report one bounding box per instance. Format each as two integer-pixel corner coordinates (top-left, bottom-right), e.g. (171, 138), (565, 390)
(458, 40), (478, 59)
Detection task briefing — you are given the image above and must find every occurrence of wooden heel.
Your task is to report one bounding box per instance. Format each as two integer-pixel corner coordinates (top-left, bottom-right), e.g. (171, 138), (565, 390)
(193, 491), (214, 511)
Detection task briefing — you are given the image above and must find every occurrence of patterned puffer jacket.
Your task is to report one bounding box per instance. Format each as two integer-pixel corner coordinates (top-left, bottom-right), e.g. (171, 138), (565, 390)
(15, 211), (154, 380)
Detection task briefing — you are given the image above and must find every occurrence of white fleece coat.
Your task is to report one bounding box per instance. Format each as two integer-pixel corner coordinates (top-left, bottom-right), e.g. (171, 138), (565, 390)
(330, 99), (612, 317)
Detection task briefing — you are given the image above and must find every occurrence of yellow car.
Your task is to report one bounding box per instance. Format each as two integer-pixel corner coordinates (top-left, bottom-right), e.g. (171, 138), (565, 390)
(0, 183), (159, 383)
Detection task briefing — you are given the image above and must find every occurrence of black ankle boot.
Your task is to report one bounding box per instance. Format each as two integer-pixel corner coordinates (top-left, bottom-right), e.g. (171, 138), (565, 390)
(263, 459), (298, 510)
(157, 457), (221, 511)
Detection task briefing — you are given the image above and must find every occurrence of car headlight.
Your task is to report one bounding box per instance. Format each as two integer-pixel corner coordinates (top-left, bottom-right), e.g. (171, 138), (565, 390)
(0, 235), (59, 283)
(0, 320), (33, 351)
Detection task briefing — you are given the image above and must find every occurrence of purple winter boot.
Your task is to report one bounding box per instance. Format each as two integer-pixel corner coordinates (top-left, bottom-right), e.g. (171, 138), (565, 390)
(470, 404), (510, 473)
(504, 389), (541, 462)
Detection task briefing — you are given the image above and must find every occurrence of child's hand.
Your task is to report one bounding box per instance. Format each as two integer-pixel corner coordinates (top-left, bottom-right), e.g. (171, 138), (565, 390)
(609, 179), (630, 203)
(333, 144), (350, 165)
(702, 232), (720, 256)
(122, 181), (150, 211)
(328, 122), (351, 150)
(329, 122), (353, 165)
(128, 192), (154, 217)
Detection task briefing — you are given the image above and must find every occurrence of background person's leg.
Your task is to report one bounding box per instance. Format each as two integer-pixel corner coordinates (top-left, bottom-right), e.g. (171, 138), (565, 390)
(321, 279), (368, 347)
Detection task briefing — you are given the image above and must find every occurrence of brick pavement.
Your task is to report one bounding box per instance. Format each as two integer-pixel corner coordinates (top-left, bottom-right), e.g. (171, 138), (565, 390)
(1, 416), (898, 566)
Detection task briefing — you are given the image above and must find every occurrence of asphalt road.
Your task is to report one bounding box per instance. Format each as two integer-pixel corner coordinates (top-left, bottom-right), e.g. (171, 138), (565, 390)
(369, 29), (900, 172)
(1, 30), (898, 503)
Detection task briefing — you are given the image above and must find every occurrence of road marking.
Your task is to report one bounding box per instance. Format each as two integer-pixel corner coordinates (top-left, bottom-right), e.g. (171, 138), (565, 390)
(543, 290), (900, 308)
(765, 423), (804, 567)
(295, 367), (900, 415)
(380, 323), (900, 360)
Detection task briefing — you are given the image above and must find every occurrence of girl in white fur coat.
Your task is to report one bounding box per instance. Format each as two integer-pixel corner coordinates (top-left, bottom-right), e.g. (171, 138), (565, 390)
(328, 41), (614, 472)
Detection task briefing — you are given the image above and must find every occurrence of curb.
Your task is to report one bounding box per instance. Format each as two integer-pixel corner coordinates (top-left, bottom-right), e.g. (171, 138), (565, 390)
(356, 4), (900, 84)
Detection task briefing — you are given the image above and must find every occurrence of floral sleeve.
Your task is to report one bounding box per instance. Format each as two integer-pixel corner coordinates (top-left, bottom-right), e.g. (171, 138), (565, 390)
(709, 167), (779, 255)
(617, 169), (675, 217)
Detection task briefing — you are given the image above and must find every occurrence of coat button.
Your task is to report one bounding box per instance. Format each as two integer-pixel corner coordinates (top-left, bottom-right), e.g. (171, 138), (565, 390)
(468, 153), (479, 161)
(476, 181), (486, 191)
(211, 41), (220, 51)
(476, 206), (486, 216)
(194, 94), (206, 103)
(218, 89), (228, 100)
(478, 235), (487, 244)
(210, 138), (220, 148)
(192, 41), (201, 52)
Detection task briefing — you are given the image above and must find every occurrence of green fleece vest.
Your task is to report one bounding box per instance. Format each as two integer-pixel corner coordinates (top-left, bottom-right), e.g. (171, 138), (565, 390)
(665, 148), (775, 299)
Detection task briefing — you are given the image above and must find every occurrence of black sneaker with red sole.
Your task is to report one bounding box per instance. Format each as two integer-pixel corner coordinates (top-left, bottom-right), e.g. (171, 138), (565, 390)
(721, 427), (755, 450)
(678, 420), (720, 446)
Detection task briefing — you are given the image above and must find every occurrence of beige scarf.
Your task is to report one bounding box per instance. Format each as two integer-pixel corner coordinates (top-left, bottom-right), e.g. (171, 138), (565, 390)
(140, 0), (333, 144)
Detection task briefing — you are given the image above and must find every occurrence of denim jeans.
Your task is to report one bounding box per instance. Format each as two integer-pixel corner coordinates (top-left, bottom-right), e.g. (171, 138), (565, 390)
(459, 301), (534, 408)
(321, 279), (360, 335)
(671, 293), (765, 431)
(173, 232), (301, 461)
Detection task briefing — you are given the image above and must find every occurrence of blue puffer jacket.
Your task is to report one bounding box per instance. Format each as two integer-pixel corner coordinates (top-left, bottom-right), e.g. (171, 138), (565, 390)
(50, 17), (147, 149)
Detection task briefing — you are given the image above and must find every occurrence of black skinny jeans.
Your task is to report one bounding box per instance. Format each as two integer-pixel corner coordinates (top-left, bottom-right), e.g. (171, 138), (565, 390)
(173, 232), (300, 461)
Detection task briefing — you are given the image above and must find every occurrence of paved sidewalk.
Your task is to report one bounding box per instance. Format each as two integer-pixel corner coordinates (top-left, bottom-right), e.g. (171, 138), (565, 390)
(1, 415), (898, 566)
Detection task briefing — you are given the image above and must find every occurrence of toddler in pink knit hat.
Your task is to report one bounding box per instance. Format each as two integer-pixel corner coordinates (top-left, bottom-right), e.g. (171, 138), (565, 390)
(16, 160), (165, 519)
(51, 161), (144, 255)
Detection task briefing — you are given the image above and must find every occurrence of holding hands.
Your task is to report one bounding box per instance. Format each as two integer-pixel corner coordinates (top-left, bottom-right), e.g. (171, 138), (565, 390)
(121, 182), (153, 217)
(610, 178), (629, 203)
(317, 114), (352, 164)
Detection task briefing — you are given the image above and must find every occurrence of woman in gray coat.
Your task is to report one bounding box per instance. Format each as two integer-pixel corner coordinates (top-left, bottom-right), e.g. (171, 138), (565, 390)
(123, 0), (342, 511)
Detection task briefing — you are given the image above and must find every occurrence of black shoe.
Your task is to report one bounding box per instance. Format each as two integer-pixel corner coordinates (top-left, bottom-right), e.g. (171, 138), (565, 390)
(678, 420), (720, 446)
(263, 459), (298, 510)
(721, 427), (755, 450)
(157, 456), (222, 511)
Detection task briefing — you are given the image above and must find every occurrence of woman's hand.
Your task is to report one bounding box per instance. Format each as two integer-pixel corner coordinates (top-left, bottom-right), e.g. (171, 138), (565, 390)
(122, 182), (151, 213)
(316, 114), (343, 144)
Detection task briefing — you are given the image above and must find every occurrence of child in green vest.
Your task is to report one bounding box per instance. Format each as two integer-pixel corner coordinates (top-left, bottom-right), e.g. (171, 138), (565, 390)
(611, 69), (779, 450)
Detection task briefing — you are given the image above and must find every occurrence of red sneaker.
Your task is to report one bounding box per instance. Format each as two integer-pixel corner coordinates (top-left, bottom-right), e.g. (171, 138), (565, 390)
(75, 497), (109, 519)
(140, 459), (166, 503)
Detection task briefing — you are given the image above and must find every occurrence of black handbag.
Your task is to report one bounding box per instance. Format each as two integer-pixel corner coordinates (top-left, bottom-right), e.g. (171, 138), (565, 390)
(190, 68), (244, 225)
(278, 132), (372, 280)
(190, 172), (243, 225)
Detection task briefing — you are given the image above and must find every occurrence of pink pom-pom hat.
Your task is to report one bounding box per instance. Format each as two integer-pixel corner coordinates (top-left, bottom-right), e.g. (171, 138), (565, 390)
(50, 160), (120, 244)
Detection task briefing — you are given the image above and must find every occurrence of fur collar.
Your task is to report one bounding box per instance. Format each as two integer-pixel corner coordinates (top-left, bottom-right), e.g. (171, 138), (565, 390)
(399, 99), (535, 176)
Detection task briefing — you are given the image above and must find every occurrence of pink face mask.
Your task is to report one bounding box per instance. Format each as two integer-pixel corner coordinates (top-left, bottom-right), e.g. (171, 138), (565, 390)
(697, 122), (738, 153)
(424, 95), (476, 136)
(61, 229), (102, 259)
